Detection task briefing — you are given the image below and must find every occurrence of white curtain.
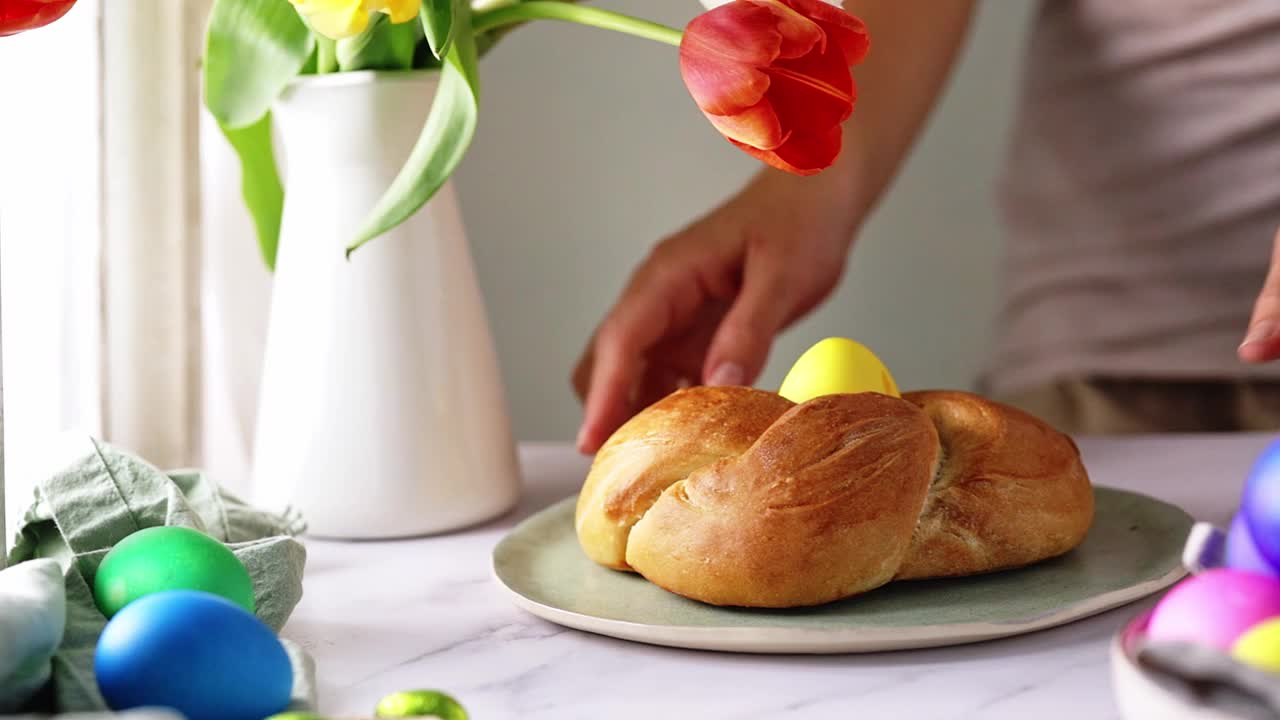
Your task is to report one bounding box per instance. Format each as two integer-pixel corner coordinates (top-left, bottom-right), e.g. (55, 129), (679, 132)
(0, 0), (217, 546)
(99, 1), (209, 472)
(0, 0), (104, 541)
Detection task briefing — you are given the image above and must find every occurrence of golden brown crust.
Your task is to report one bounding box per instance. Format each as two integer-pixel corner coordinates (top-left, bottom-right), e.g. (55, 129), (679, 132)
(574, 386), (794, 570)
(626, 393), (939, 607)
(575, 387), (1095, 607)
(894, 390), (1095, 580)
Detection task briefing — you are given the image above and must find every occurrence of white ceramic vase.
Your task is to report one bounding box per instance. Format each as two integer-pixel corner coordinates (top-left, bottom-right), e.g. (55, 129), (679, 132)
(251, 70), (521, 539)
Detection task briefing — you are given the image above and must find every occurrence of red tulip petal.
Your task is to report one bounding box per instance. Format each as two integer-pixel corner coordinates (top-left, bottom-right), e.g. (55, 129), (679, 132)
(765, 39), (855, 138)
(749, 0), (824, 60)
(687, 0), (783, 65)
(772, 124), (843, 172)
(704, 98), (787, 151)
(820, 17), (870, 65)
(681, 56), (771, 118)
(0, 0), (74, 36)
(729, 140), (820, 177)
(731, 122), (842, 176)
(680, 1), (783, 116)
(682, 0), (867, 175)
(778, 0), (870, 65)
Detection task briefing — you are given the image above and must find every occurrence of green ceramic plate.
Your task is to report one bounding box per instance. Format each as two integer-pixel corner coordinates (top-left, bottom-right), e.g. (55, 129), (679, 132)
(492, 487), (1192, 654)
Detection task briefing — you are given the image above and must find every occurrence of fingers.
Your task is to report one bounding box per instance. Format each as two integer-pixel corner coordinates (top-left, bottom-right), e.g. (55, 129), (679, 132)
(571, 334), (596, 402)
(1241, 227), (1280, 363)
(575, 266), (688, 454)
(702, 239), (793, 387)
(577, 323), (644, 454)
(636, 364), (694, 412)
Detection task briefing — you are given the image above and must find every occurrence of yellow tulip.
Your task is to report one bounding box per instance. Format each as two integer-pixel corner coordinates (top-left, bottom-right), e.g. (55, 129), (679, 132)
(379, 0), (420, 24)
(290, 0), (422, 40)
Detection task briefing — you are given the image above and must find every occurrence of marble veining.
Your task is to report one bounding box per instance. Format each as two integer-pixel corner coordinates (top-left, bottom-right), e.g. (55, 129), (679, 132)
(282, 435), (1263, 719)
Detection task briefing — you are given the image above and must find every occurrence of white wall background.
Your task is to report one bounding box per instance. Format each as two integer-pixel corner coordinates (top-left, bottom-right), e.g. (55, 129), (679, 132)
(455, 0), (1035, 442)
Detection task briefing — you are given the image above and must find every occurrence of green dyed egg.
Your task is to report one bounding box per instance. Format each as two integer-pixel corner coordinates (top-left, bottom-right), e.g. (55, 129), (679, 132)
(93, 526), (255, 618)
(376, 690), (468, 719)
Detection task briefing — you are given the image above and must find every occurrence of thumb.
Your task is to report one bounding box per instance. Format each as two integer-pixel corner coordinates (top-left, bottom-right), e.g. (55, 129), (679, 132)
(1240, 227), (1280, 364)
(703, 256), (791, 388)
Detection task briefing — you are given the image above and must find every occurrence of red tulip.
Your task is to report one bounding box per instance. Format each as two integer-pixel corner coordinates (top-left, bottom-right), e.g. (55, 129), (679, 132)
(679, 0), (869, 176)
(1, 0), (76, 37)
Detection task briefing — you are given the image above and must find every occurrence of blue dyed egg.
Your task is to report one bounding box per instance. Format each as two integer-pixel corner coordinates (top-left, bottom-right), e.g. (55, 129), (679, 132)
(1227, 512), (1280, 577)
(1242, 438), (1280, 571)
(95, 590), (292, 720)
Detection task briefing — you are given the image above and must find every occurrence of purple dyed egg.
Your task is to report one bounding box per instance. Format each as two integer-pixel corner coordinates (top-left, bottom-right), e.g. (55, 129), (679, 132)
(1148, 569), (1280, 650)
(1227, 513), (1280, 577)
(1242, 438), (1280, 569)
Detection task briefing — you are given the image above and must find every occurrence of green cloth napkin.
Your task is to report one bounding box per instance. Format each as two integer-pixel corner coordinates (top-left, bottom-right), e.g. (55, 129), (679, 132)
(4, 438), (315, 716)
(0, 559), (64, 712)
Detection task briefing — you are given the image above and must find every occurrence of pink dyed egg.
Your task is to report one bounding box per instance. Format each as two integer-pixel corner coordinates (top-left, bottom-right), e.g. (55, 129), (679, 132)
(1148, 569), (1280, 650)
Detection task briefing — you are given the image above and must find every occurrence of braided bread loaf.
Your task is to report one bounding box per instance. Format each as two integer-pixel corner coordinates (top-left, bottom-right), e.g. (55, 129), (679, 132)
(575, 386), (1094, 608)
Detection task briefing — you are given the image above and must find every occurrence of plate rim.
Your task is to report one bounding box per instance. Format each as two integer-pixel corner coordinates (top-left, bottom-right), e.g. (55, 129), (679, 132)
(491, 487), (1191, 654)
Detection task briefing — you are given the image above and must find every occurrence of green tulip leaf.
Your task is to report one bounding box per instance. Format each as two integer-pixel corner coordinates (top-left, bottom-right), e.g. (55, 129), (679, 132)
(420, 0), (458, 60)
(218, 114), (286, 270)
(345, 9), (480, 258)
(203, 0), (315, 128)
(338, 13), (425, 71)
(204, 0), (313, 270)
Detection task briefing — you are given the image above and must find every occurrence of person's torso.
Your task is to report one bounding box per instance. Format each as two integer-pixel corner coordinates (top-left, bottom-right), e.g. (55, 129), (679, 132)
(986, 0), (1280, 395)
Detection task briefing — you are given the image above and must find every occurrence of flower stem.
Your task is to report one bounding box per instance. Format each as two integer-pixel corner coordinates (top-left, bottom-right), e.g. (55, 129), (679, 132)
(316, 35), (338, 73)
(471, 1), (683, 47)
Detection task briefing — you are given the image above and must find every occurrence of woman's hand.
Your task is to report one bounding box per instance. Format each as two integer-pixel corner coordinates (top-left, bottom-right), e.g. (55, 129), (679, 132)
(571, 170), (856, 453)
(570, 0), (979, 453)
(1240, 227), (1280, 363)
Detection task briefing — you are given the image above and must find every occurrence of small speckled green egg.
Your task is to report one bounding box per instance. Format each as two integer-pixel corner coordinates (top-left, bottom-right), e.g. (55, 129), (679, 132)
(376, 690), (468, 719)
(92, 526), (255, 618)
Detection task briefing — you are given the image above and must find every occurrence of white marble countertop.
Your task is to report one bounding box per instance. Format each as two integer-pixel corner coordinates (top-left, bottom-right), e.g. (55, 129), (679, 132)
(283, 434), (1271, 719)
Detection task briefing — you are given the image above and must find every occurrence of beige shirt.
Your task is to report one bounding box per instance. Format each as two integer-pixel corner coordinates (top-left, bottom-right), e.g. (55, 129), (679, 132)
(981, 0), (1280, 397)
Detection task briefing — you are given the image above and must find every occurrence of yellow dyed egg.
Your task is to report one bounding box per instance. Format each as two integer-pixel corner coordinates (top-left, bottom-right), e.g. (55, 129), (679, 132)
(778, 337), (900, 404)
(1232, 617), (1280, 673)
